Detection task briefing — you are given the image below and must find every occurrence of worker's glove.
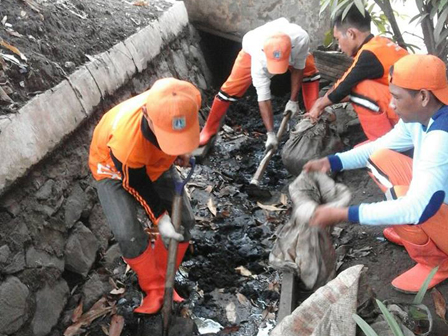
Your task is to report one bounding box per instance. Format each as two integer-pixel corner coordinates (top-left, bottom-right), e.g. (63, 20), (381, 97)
(265, 131), (278, 152)
(158, 214), (184, 247)
(284, 100), (300, 117)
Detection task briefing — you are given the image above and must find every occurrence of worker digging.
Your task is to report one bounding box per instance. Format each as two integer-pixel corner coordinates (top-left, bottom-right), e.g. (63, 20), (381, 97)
(0, 0), (447, 335)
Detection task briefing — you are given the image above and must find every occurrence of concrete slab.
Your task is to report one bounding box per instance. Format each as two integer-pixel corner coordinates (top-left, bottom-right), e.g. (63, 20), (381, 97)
(159, 2), (189, 42)
(68, 65), (102, 115)
(0, 80), (86, 191)
(107, 42), (137, 84)
(124, 22), (163, 73)
(277, 271), (298, 323)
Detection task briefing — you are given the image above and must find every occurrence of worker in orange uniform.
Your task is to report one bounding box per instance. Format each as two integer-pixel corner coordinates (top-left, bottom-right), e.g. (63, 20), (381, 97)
(304, 54), (448, 293)
(199, 18), (320, 150)
(89, 78), (201, 314)
(306, 6), (408, 141)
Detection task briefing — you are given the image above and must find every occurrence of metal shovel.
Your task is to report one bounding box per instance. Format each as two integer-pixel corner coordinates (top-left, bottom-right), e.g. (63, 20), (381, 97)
(162, 157), (196, 336)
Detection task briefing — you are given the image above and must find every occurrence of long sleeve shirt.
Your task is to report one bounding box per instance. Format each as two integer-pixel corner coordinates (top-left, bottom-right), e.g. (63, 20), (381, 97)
(328, 105), (448, 225)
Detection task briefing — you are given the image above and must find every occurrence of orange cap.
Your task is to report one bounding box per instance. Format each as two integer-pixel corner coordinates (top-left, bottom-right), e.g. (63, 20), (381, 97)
(390, 54), (448, 105)
(263, 32), (291, 74)
(145, 78), (201, 155)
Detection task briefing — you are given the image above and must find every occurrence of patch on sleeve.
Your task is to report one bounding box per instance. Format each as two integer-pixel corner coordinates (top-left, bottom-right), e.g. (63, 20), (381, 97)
(418, 190), (445, 223)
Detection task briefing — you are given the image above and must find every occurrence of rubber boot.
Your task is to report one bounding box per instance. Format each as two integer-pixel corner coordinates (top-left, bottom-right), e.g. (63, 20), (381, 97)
(123, 244), (165, 314)
(302, 80), (319, 112)
(154, 237), (189, 302)
(392, 238), (448, 293)
(383, 227), (403, 246)
(199, 97), (231, 146)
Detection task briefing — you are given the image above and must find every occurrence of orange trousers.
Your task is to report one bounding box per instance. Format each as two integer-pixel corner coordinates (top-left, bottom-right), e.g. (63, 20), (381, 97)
(350, 80), (399, 140)
(368, 148), (448, 254)
(220, 51), (319, 108)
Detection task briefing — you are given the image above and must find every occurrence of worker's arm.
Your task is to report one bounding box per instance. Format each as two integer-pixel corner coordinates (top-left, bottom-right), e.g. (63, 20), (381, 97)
(110, 150), (167, 223)
(259, 99), (278, 151)
(289, 67), (304, 102)
(309, 206), (349, 227)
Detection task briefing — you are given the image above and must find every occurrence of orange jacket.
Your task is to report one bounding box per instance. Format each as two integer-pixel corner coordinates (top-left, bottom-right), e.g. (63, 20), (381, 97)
(89, 90), (175, 223)
(329, 35), (408, 103)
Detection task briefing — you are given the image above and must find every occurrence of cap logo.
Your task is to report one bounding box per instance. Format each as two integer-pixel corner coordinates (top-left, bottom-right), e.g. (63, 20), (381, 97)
(172, 116), (186, 130)
(273, 50), (281, 59)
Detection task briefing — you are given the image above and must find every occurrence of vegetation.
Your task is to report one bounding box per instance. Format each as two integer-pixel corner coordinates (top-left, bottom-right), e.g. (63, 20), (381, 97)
(320, 0), (448, 61)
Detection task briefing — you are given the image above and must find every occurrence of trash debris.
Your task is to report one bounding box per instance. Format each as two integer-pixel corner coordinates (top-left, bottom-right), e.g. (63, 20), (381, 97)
(193, 317), (224, 334)
(431, 288), (446, 322)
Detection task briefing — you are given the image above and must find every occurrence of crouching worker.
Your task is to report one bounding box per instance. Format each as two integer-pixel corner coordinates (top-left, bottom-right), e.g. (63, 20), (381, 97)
(89, 78), (201, 313)
(303, 54), (448, 293)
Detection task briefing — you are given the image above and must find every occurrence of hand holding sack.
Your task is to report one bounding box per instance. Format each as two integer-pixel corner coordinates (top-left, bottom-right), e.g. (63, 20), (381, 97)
(281, 110), (342, 176)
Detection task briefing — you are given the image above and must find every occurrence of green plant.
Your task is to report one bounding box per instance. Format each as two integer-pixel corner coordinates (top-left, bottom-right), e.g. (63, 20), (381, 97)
(352, 266), (439, 336)
(319, 0), (448, 60)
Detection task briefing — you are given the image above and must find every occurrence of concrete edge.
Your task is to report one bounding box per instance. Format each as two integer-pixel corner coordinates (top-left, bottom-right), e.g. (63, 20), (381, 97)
(0, 1), (189, 195)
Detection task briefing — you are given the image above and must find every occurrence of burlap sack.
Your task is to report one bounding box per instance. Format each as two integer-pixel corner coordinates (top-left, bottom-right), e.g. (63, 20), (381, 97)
(281, 116), (343, 176)
(269, 171), (351, 290)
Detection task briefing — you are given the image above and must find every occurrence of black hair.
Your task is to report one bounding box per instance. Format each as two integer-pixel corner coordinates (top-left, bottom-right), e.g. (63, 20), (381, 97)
(332, 6), (371, 33)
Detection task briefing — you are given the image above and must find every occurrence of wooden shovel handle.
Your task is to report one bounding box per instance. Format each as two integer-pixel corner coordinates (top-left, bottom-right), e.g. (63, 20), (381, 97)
(250, 111), (291, 185)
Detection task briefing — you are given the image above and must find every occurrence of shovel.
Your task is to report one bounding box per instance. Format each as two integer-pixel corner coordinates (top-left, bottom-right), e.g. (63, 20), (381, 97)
(247, 110), (292, 196)
(162, 157), (196, 336)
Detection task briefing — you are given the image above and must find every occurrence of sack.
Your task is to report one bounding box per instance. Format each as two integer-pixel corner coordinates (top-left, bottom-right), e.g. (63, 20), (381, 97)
(269, 172), (351, 290)
(281, 115), (343, 176)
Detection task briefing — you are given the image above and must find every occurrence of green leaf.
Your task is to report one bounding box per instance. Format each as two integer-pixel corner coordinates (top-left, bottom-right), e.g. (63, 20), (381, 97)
(409, 12), (423, 24)
(354, 0), (366, 16)
(436, 28), (448, 47)
(352, 314), (379, 336)
(342, 2), (355, 20)
(415, 0), (424, 11)
(332, 0), (351, 19)
(409, 305), (429, 321)
(439, 0), (448, 12)
(413, 266), (439, 305)
(376, 300), (404, 336)
(320, 0), (332, 16)
(323, 29), (334, 47)
(434, 6), (448, 43)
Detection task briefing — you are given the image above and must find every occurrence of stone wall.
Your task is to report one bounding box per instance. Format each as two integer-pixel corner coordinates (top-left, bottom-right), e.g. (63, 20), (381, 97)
(183, 0), (330, 50)
(0, 4), (212, 336)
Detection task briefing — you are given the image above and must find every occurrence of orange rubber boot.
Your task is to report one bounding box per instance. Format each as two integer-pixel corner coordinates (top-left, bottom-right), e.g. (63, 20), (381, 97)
(383, 227), (403, 246)
(302, 80), (319, 112)
(154, 237), (190, 302)
(392, 238), (448, 293)
(199, 97), (231, 146)
(123, 244), (164, 314)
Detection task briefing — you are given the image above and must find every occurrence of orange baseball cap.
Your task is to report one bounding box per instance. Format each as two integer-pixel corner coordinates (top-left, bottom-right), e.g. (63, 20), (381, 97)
(263, 32), (291, 74)
(145, 78), (201, 156)
(390, 54), (448, 105)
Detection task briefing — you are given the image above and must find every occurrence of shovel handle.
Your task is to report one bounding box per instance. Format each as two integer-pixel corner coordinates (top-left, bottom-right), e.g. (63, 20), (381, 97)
(162, 157), (196, 336)
(250, 110), (291, 185)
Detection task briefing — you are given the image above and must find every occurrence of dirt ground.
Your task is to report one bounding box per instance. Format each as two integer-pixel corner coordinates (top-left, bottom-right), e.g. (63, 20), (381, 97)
(1, 1), (448, 335)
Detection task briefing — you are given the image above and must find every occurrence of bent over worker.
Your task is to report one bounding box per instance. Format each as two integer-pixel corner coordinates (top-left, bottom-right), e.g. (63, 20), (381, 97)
(199, 18), (320, 150)
(304, 54), (448, 293)
(306, 6), (408, 141)
(89, 78), (201, 314)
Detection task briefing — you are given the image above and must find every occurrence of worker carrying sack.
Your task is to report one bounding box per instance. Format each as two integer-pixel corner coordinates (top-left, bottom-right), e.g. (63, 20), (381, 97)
(269, 171), (351, 290)
(281, 111), (343, 176)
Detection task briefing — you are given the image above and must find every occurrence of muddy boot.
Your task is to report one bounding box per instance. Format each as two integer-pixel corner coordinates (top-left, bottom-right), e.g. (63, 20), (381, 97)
(154, 237), (189, 302)
(199, 97), (230, 146)
(392, 238), (448, 293)
(383, 227), (403, 246)
(124, 244), (165, 314)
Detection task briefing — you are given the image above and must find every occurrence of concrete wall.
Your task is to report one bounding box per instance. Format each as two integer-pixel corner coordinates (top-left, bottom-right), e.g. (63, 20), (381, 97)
(183, 0), (330, 50)
(0, 2), (212, 335)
